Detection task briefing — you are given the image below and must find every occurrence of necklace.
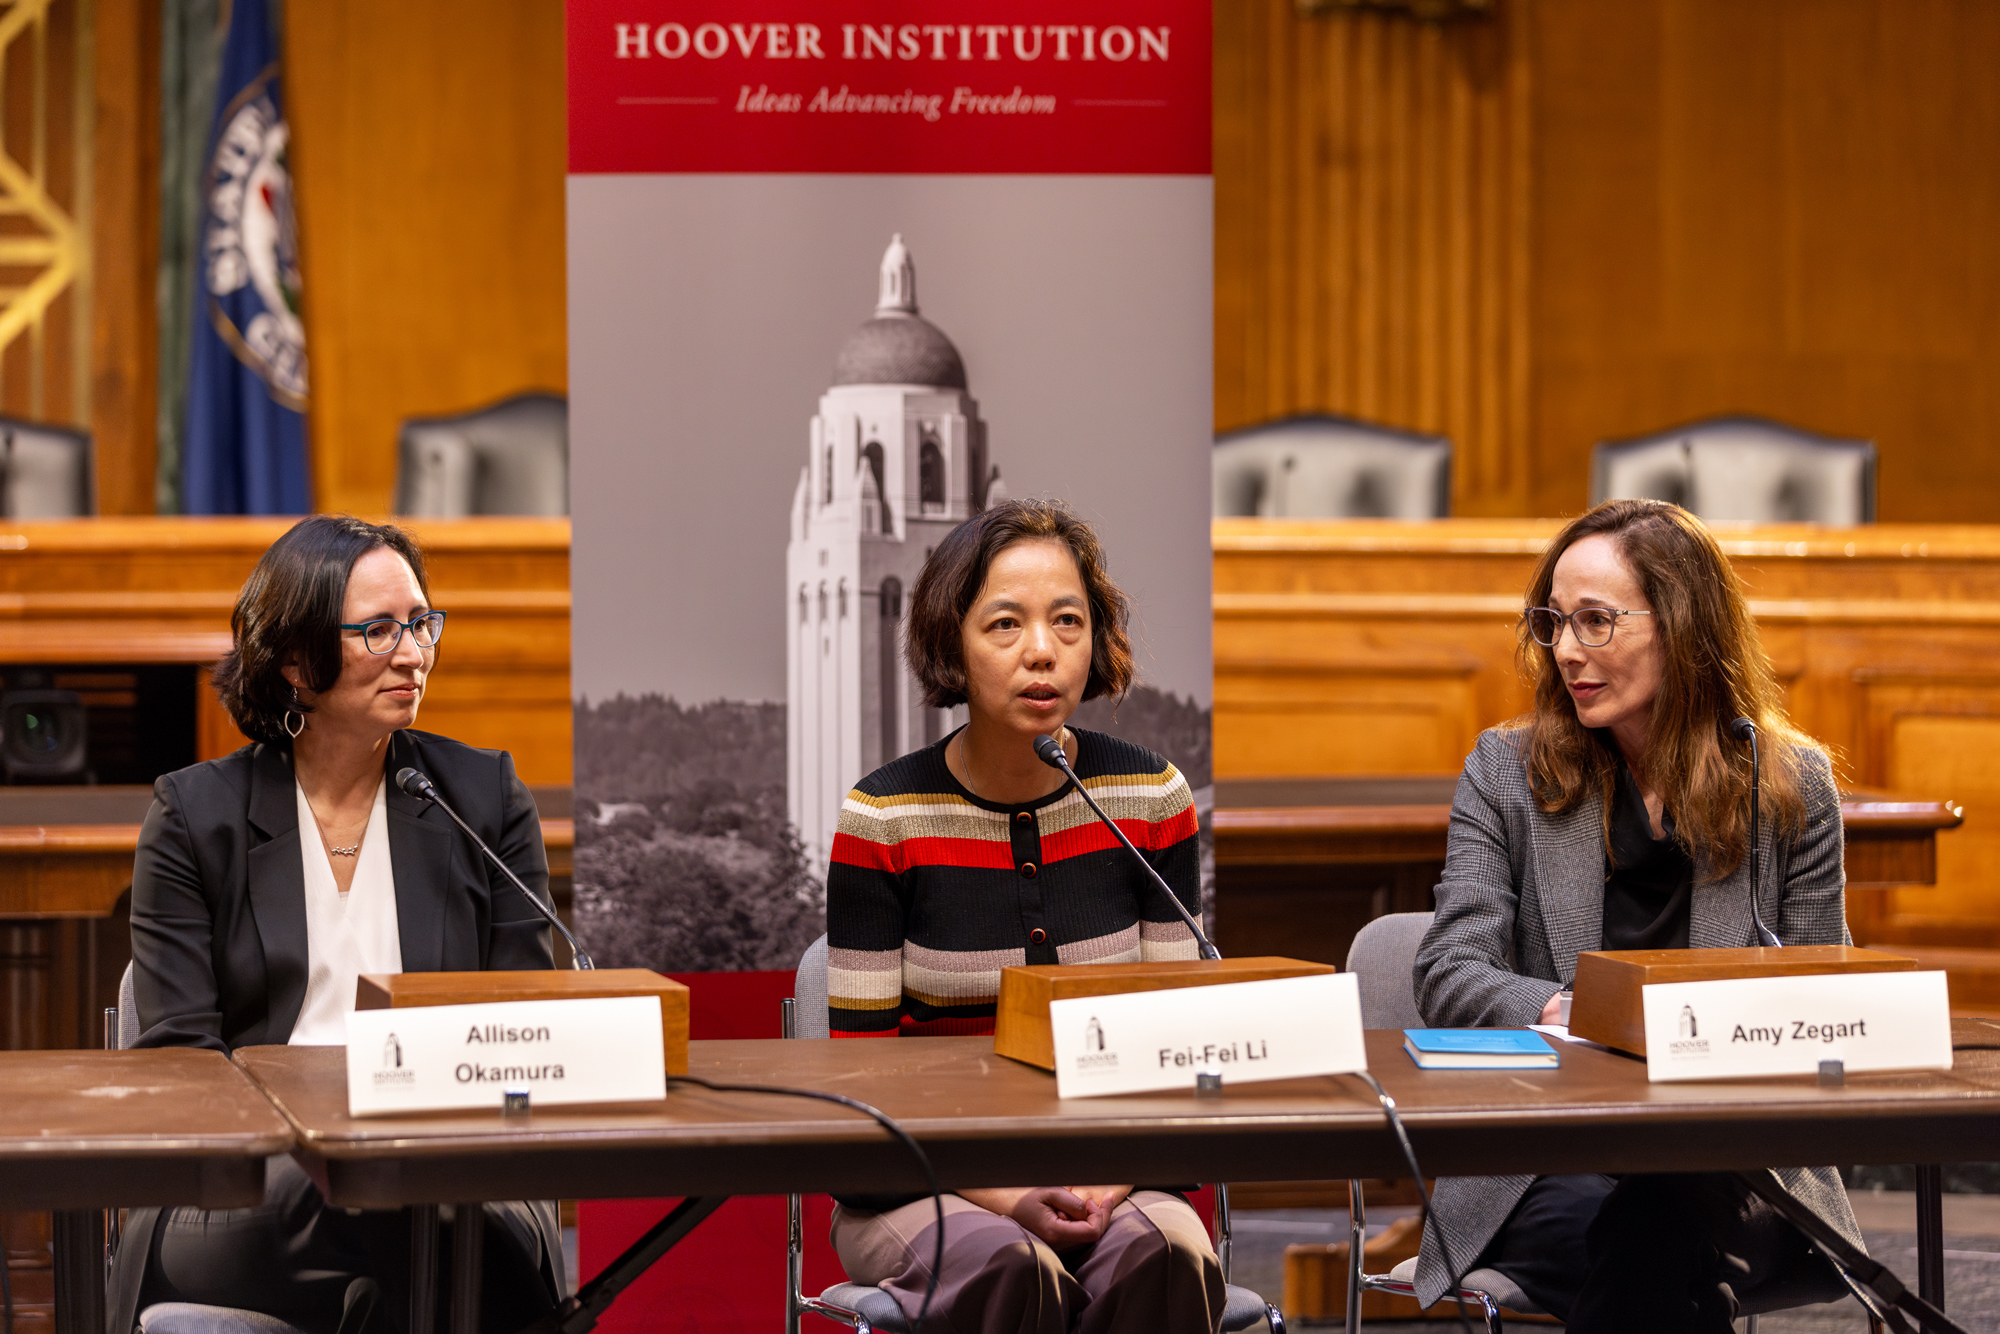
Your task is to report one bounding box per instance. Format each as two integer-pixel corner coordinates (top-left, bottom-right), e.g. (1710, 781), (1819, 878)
(303, 793), (364, 858)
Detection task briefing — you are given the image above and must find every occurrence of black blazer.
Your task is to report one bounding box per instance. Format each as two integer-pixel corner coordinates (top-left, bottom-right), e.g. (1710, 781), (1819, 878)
(130, 727), (556, 1052)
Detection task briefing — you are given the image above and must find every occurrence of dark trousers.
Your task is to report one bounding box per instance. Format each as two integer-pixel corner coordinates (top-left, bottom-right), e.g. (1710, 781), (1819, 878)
(134, 1156), (557, 1334)
(1476, 1173), (1829, 1333)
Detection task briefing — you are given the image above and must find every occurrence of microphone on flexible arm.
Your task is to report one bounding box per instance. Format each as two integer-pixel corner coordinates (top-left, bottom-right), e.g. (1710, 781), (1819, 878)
(395, 767), (595, 969)
(1031, 734), (1221, 960)
(1728, 719), (1781, 948)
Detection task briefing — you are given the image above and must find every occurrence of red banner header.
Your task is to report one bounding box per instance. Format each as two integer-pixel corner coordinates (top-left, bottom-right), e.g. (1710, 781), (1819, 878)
(567, 2), (1211, 174)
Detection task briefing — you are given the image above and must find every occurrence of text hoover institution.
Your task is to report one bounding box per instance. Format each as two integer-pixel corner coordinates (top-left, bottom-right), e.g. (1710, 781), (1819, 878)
(612, 22), (1172, 64)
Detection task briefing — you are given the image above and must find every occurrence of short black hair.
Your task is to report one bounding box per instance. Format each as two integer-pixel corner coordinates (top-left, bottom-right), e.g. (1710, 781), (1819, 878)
(211, 515), (431, 745)
(904, 498), (1133, 709)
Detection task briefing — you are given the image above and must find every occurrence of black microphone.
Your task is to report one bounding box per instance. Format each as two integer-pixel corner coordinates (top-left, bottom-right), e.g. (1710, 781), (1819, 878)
(1728, 719), (1781, 949)
(1031, 734), (1221, 960)
(396, 767), (596, 969)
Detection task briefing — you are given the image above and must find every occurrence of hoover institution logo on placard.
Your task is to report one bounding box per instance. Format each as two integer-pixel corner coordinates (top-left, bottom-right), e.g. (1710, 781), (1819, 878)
(1075, 1016), (1118, 1072)
(1668, 1004), (1709, 1057)
(374, 1033), (415, 1086)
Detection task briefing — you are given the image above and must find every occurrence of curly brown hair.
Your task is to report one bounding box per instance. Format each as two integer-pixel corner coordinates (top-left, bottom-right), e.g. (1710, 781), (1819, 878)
(1518, 499), (1819, 879)
(211, 515), (431, 746)
(904, 498), (1134, 710)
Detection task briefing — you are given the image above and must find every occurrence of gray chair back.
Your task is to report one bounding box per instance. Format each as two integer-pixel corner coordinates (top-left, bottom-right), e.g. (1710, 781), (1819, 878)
(1214, 414), (1451, 519)
(1343, 912), (1434, 1031)
(793, 934), (831, 1039)
(1591, 415), (1876, 525)
(0, 416), (93, 517)
(395, 391), (567, 517)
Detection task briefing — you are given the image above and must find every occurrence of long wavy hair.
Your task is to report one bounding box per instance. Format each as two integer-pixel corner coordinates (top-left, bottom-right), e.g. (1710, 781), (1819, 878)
(1518, 499), (1817, 878)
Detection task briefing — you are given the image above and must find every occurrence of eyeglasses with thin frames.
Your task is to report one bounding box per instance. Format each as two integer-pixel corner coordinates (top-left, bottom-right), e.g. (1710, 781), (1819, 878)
(1523, 606), (1650, 649)
(341, 610), (447, 655)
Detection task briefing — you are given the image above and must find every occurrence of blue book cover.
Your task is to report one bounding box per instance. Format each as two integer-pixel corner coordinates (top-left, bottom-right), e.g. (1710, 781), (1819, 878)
(1403, 1028), (1559, 1068)
(1405, 1029), (1552, 1054)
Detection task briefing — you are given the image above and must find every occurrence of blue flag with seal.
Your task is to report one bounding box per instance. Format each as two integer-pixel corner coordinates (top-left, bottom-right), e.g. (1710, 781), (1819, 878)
(183, 0), (309, 515)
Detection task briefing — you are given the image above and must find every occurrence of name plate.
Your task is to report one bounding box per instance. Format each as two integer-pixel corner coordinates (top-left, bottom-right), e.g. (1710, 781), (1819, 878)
(1048, 972), (1367, 1098)
(1641, 971), (1952, 1083)
(345, 996), (667, 1116)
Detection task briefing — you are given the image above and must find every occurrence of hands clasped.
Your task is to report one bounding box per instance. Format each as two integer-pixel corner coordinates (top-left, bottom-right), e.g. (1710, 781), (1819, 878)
(960, 1185), (1136, 1250)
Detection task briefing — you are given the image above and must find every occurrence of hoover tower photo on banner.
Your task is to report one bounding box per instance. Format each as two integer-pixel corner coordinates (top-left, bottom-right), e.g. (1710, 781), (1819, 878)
(787, 235), (1007, 871)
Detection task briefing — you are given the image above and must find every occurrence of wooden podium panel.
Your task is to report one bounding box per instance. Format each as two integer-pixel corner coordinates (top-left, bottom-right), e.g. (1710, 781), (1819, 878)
(1213, 518), (1996, 945)
(994, 957), (1335, 1071)
(0, 516), (572, 785)
(1569, 946), (1919, 1056)
(355, 969), (689, 1075)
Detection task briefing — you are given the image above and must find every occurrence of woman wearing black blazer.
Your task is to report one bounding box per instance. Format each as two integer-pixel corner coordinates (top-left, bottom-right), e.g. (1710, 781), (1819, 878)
(110, 515), (564, 1334)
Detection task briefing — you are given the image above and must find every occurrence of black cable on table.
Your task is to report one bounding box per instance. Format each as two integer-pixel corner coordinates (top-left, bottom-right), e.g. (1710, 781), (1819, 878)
(1351, 1071), (1476, 1334)
(666, 1074), (946, 1332)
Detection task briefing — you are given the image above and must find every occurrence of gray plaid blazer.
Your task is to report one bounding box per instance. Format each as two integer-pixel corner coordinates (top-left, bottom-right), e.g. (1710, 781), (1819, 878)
(1411, 725), (1863, 1307)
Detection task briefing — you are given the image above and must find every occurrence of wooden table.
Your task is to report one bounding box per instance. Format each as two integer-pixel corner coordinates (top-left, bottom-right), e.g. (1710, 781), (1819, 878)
(237, 1026), (2000, 1327)
(240, 1029), (2000, 1206)
(0, 1048), (295, 1334)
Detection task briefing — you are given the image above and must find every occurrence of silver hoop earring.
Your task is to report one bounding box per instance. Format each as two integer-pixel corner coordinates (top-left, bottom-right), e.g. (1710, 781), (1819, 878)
(284, 686), (306, 740)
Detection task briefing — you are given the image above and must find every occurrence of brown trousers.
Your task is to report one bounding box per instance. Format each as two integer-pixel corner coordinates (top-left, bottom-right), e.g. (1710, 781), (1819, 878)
(830, 1191), (1225, 1334)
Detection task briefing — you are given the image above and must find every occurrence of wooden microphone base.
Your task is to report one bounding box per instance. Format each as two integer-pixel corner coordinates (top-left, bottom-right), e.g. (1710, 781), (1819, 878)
(1568, 946), (1919, 1056)
(355, 969), (691, 1074)
(994, 956), (1336, 1071)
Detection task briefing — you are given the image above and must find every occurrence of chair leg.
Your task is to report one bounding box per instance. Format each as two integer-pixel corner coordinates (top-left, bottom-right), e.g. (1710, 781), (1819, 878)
(1215, 1182), (1233, 1285)
(1345, 1180), (1366, 1334)
(782, 997), (810, 1334)
(1745, 1316), (1756, 1333)
(786, 1191), (806, 1334)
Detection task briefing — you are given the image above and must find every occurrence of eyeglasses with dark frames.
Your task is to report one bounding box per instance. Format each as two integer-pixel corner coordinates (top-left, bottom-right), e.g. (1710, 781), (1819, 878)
(341, 610), (447, 655)
(1523, 605), (1650, 649)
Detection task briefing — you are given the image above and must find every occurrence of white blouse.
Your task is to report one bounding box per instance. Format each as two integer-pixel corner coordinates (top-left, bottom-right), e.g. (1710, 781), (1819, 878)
(290, 777), (404, 1044)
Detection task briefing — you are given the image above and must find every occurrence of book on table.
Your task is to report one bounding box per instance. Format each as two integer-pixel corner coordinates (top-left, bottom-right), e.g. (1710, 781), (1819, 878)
(1402, 1028), (1560, 1069)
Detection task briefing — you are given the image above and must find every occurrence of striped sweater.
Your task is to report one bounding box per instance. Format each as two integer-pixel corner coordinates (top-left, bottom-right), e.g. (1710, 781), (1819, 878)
(827, 727), (1202, 1037)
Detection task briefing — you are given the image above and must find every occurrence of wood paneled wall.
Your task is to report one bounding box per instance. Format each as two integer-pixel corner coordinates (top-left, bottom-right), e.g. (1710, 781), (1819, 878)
(1216, 0), (1534, 515)
(90, 0), (161, 516)
(1217, 0), (2000, 522)
(285, 0), (568, 517)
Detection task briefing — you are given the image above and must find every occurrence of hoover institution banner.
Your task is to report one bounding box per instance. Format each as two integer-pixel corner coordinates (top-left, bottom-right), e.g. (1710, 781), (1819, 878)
(566, 2), (1210, 1325)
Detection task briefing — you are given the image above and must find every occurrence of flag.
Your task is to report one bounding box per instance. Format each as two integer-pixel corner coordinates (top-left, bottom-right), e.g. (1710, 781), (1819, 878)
(182, 0), (309, 515)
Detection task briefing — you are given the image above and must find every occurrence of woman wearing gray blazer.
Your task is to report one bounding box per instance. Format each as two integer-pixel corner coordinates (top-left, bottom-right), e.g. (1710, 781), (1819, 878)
(1411, 500), (1861, 1333)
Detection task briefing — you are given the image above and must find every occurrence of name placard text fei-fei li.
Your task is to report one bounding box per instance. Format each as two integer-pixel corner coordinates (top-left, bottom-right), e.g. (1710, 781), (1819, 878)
(1048, 972), (1367, 1098)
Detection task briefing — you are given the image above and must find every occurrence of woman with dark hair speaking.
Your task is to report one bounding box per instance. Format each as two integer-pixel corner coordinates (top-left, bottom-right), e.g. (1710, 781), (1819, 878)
(825, 498), (1224, 1334)
(110, 515), (563, 1333)
(1411, 499), (1861, 1332)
